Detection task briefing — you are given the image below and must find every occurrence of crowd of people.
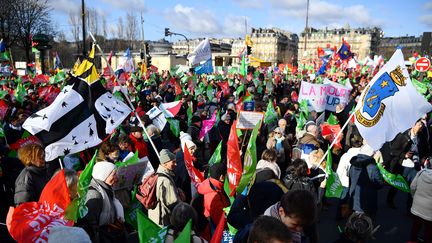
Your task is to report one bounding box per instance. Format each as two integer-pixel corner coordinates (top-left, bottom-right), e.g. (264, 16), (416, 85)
(0, 60), (431, 243)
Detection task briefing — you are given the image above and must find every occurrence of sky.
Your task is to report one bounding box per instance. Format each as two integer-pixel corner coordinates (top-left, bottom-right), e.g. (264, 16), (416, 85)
(49, 0), (432, 42)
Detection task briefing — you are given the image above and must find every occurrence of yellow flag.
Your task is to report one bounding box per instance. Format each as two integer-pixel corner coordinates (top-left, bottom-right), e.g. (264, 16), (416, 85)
(74, 44), (99, 84)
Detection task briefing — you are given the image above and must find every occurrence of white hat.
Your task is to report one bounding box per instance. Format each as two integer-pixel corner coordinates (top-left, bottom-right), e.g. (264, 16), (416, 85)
(92, 161), (116, 181)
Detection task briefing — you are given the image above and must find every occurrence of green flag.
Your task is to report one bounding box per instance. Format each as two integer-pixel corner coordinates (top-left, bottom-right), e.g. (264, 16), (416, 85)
(174, 219), (192, 243)
(298, 99), (309, 117)
(296, 112), (306, 129)
(0, 127), (4, 138)
(376, 162), (410, 193)
(208, 141), (222, 166)
(167, 118), (180, 137)
(412, 78), (428, 95)
(325, 148), (343, 198)
(116, 150), (139, 167)
(264, 100), (277, 124)
(0, 90), (8, 99)
(327, 113), (339, 125)
(206, 85), (214, 101)
(137, 210), (167, 243)
(65, 150), (98, 222)
(236, 84), (245, 96)
(14, 83), (26, 105)
(240, 55), (247, 77)
(187, 105), (193, 126)
(236, 121), (261, 194)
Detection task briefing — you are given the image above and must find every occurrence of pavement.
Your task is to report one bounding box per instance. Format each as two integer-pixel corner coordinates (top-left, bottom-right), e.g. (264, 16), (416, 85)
(317, 185), (415, 243)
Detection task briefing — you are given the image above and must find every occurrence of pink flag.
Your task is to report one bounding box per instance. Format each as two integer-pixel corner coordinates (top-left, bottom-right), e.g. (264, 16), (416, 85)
(199, 110), (217, 140)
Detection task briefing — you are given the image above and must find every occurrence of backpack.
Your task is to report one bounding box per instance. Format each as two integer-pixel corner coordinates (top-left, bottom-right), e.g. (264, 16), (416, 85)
(136, 173), (168, 210)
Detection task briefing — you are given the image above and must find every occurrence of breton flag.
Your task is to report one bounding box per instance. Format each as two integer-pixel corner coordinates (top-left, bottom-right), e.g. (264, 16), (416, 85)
(23, 45), (132, 161)
(354, 49), (432, 150)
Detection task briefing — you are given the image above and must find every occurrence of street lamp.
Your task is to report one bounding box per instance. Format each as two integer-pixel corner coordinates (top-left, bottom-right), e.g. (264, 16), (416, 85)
(164, 28), (190, 56)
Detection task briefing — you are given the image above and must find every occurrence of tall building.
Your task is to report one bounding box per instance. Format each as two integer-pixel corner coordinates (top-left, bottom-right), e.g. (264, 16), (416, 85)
(147, 39), (173, 54)
(172, 38), (232, 56)
(298, 25), (383, 61)
(250, 27), (299, 65)
(378, 32), (432, 59)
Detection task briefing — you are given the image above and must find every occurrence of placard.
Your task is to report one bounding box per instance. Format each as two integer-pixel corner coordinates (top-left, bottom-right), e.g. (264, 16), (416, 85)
(236, 111), (264, 130)
(113, 160), (149, 190)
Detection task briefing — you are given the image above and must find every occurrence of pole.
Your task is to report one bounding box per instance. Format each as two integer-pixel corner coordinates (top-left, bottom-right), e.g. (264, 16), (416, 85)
(81, 0), (86, 58)
(140, 12), (147, 65)
(304, 0), (310, 55)
(88, 31), (160, 159)
(317, 111), (355, 168)
(244, 16), (247, 36)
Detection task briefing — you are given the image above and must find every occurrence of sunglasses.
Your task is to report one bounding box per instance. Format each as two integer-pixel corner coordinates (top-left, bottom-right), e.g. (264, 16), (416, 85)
(274, 132), (281, 135)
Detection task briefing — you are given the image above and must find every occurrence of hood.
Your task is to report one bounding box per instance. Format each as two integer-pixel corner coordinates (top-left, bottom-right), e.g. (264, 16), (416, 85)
(419, 169), (432, 184)
(197, 178), (223, 195)
(350, 154), (375, 168)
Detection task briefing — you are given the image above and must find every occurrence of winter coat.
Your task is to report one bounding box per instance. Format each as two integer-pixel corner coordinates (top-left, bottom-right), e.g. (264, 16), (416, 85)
(129, 134), (149, 159)
(14, 166), (48, 206)
(349, 154), (384, 215)
(256, 159), (281, 179)
(148, 166), (181, 227)
(298, 133), (320, 150)
(174, 150), (192, 203)
(411, 169), (432, 221)
(197, 178), (230, 225)
(146, 134), (163, 170)
(337, 147), (361, 187)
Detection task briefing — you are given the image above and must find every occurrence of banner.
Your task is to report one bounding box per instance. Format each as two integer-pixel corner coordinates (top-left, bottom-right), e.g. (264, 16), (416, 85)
(236, 111), (264, 130)
(147, 106), (167, 131)
(298, 80), (352, 112)
(188, 38), (212, 67)
(113, 160), (150, 190)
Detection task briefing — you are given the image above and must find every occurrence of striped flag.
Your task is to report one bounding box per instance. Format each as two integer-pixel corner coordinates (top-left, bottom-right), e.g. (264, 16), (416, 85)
(22, 44), (131, 161)
(159, 100), (182, 118)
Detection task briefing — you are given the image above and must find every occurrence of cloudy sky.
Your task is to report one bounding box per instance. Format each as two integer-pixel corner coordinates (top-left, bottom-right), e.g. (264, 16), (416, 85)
(50, 0), (432, 41)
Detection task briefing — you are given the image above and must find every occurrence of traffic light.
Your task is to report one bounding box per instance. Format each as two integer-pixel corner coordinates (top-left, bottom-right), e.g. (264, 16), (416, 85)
(164, 28), (170, 37)
(147, 55), (152, 67)
(145, 43), (150, 55)
(247, 46), (252, 55)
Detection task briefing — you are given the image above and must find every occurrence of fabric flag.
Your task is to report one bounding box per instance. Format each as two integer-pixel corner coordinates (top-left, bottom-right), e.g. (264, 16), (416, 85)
(325, 148), (343, 198)
(264, 100), (277, 124)
(167, 118), (180, 137)
(0, 99), (8, 120)
(316, 58), (329, 75)
(354, 49), (432, 150)
(227, 120), (242, 196)
(188, 38), (212, 67)
(22, 44), (132, 161)
(174, 219), (192, 243)
(199, 110), (217, 140)
(321, 123), (342, 149)
(0, 39), (10, 61)
(236, 120), (261, 194)
(327, 113), (338, 125)
(240, 55), (247, 77)
(54, 52), (61, 69)
(65, 151), (97, 221)
(338, 40), (353, 60)
(7, 170), (72, 243)
(210, 213), (227, 243)
(137, 210), (167, 243)
(159, 100), (182, 118)
(208, 141), (222, 166)
(187, 104), (193, 126)
(376, 161), (410, 192)
(195, 59), (214, 75)
(103, 51), (113, 77)
(412, 78), (428, 95)
(184, 144), (205, 185)
(14, 83), (26, 105)
(116, 150), (139, 167)
(115, 48), (134, 77)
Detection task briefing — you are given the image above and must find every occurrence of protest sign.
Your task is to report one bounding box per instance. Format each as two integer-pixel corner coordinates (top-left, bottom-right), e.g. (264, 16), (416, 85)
(236, 111), (264, 130)
(298, 80), (352, 112)
(113, 159), (150, 190)
(147, 106), (167, 131)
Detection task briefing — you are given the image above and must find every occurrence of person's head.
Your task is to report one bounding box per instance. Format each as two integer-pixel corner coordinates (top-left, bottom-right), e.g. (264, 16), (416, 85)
(98, 141), (119, 163)
(278, 119), (287, 130)
(273, 127), (284, 139)
(146, 124), (160, 137)
(261, 149), (277, 163)
(247, 216), (292, 243)
(221, 112), (231, 124)
(64, 169), (79, 200)
(10, 111), (27, 126)
(18, 143), (45, 168)
(287, 159), (309, 178)
(159, 149), (176, 171)
(191, 115), (201, 127)
(350, 134), (363, 148)
(170, 202), (197, 232)
(308, 149), (325, 169)
(305, 122), (318, 137)
(92, 161), (117, 186)
(412, 119), (424, 135)
(279, 190), (316, 232)
(209, 163), (227, 182)
(118, 134), (131, 151)
(133, 128), (145, 141)
(227, 103), (235, 111)
(344, 213), (375, 243)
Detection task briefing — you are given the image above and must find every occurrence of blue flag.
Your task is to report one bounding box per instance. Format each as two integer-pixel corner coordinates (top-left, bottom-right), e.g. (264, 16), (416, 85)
(0, 40), (5, 52)
(316, 58), (329, 75)
(195, 58), (213, 75)
(338, 42), (352, 60)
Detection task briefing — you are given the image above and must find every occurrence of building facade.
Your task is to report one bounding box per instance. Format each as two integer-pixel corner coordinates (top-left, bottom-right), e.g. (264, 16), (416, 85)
(148, 39), (173, 54)
(172, 38), (232, 56)
(298, 25), (383, 61)
(378, 32), (432, 59)
(250, 27), (299, 65)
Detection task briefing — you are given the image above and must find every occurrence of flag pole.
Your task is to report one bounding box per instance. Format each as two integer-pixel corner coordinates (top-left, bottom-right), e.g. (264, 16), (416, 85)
(317, 111), (355, 168)
(58, 158), (63, 170)
(88, 31), (160, 159)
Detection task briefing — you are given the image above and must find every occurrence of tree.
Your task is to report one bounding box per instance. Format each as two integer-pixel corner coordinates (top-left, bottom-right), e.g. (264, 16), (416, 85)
(68, 10), (82, 53)
(87, 8), (99, 36)
(13, 0), (55, 62)
(0, 0), (19, 48)
(102, 15), (108, 38)
(117, 16), (124, 39)
(125, 12), (137, 49)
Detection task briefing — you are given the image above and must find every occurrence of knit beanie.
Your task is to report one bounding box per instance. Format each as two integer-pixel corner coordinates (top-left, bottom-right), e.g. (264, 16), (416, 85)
(92, 161), (116, 181)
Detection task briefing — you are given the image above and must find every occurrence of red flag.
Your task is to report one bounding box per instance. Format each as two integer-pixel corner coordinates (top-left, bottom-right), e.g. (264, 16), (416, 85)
(43, 86), (60, 105)
(210, 213), (227, 243)
(184, 144), (205, 185)
(235, 97), (243, 112)
(7, 170), (73, 243)
(9, 135), (41, 150)
(227, 121), (242, 196)
(0, 99), (8, 119)
(320, 123), (342, 149)
(317, 46), (325, 57)
(32, 74), (50, 84)
(217, 81), (230, 96)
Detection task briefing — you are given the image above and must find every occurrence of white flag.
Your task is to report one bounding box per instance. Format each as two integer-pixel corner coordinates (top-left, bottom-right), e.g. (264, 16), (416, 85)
(354, 49), (432, 150)
(187, 38), (212, 66)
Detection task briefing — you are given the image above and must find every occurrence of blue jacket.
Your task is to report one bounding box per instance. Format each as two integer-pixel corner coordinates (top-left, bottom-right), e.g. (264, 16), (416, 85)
(349, 154), (384, 215)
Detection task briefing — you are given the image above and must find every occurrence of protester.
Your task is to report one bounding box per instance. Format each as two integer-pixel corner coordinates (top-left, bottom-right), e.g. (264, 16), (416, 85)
(255, 149), (281, 182)
(14, 143), (48, 205)
(332, 213), (376, 243)
(247, 215), (292, 243)
(129, 126), (149, 159)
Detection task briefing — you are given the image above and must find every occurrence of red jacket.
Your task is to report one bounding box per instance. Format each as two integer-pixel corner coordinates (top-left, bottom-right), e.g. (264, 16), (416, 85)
(129, 134), (149, 159)
(197, 178), (230, 224)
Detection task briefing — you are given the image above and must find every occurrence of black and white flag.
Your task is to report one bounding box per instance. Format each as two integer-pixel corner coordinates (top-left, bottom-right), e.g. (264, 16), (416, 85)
(23, 45), (131, 161)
